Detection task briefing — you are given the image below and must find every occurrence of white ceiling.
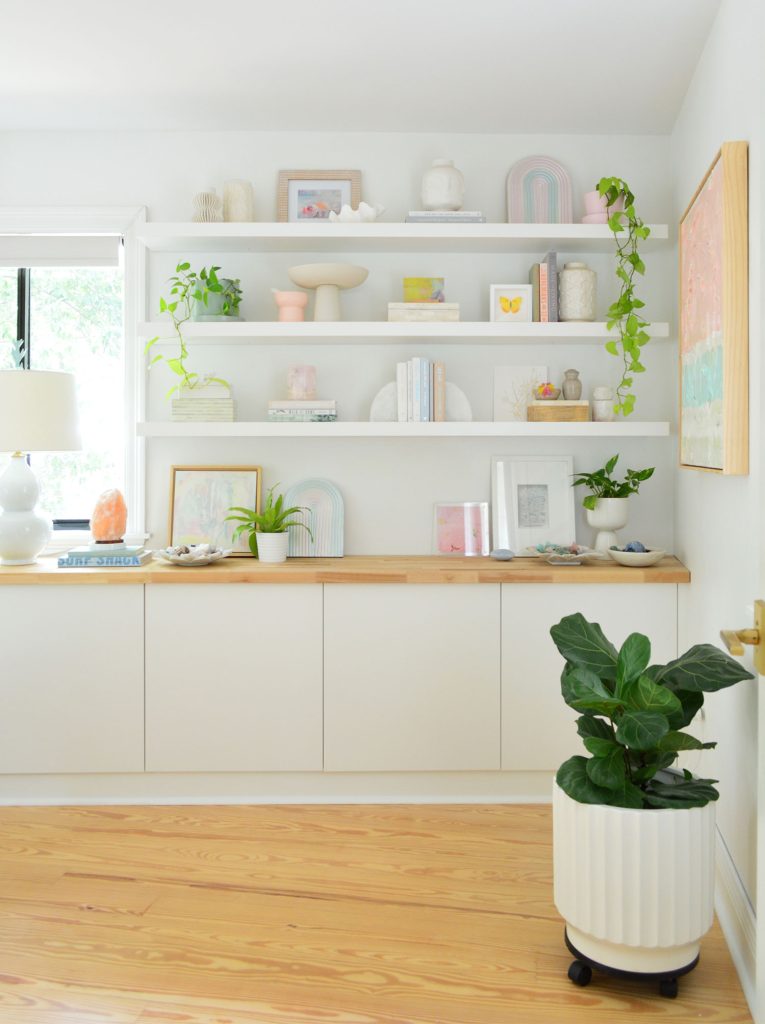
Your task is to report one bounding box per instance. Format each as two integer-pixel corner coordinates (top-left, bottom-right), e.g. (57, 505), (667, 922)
(0, 0), (720, 134)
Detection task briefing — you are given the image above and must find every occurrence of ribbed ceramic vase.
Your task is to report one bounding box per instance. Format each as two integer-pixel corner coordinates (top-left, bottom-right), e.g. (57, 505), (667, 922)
(553, 785), (715, 973)
(586, 497), (629, 551)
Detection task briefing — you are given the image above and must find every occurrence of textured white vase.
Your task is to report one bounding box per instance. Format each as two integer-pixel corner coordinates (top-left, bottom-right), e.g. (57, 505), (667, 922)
(256, 532), (289, 563)
(586, 496), (629, 551)
(223, 179), (254, 222)
(559, 262), (597, 322)
(192, 188), (223, 223)
(553, 784), (715, 973)
(421, 159), (465, 211)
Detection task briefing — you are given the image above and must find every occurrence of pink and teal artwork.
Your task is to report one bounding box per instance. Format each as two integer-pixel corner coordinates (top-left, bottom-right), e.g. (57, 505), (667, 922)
(434, 502), (489, 556)
(506, 156), (573, 224)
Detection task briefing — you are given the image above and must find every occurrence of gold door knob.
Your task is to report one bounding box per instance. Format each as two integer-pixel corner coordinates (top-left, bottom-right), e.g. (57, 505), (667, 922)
(720, 600), (765, 674)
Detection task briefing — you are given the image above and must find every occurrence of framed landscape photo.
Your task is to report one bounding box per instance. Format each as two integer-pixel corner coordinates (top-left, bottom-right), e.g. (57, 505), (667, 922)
(491, 455), (575, 552)
(490, 284), (533, 323)
(679, 141), (748, 474)
(433, 502), (489, 556)
(169, 465), (262, 555)
(277, 169), (361, 223)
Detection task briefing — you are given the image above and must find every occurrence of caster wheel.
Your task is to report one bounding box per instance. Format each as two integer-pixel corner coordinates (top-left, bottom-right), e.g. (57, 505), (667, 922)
(659, 978), (678, 999)
(568, 960), (592, 987)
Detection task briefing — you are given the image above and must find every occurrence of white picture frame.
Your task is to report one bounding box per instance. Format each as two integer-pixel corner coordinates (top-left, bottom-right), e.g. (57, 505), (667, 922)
(489, 284), (533, 323)
(491, 455), (575, 552)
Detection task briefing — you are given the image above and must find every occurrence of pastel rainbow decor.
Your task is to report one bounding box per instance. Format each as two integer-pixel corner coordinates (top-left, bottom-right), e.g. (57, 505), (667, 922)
(284, 478), (344, 557)
(506, 156), (573, 224)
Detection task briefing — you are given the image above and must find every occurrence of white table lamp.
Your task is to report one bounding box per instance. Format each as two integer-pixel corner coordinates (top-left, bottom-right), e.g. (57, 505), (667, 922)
(0, 370), (81, 565)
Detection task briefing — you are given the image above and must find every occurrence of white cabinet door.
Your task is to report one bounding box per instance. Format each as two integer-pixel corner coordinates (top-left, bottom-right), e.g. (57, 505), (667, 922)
(324, 585), (500, 771)
(145, 584), (322, 771)
(0, 586), (143, 773)
(501, 584), (678, 771)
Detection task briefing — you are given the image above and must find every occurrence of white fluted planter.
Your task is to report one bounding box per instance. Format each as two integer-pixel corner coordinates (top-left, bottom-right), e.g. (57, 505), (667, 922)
(256, 532), (289, 563)
(553, 784), (715, 974)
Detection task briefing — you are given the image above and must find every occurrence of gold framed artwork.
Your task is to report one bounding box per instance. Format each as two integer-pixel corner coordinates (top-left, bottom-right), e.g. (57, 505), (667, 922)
(169, 465), (262, 555)
(679, 141), (748, 474)
(277, 169), (361, 222)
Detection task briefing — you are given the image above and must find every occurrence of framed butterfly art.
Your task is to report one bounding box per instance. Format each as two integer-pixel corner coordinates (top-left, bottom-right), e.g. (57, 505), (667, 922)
(490, 284), (533, 323)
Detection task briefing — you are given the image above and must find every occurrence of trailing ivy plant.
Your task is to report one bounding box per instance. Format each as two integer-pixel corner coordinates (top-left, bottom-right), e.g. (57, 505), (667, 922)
(225, 484), (313, 556)
(571, 454), (654, 510)
(597, 176), (651, 417)
(551, 613), (753, 809)
(145, 262), (231, 398)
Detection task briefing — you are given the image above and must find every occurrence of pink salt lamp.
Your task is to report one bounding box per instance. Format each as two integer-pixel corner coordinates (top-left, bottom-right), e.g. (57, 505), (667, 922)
(91, 489), (127, 543)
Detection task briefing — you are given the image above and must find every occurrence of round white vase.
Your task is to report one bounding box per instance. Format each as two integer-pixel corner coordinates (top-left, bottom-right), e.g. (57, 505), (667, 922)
(559, 262), (597, 322)
(0, 455), (51, 565)
(591, 385), (615, 422)
(586, 497), (629, 551)
(256, 532), (289, 563)
(553, 784), (715, 974)
(421, 159), (465, 211)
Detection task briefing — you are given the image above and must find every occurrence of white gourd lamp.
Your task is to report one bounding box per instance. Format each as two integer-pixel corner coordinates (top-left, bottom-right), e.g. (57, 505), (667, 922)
(0, 370), (81, 565)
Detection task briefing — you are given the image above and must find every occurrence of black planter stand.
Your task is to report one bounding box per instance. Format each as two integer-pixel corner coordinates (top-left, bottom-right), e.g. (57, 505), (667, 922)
(565, 928), (699, 999)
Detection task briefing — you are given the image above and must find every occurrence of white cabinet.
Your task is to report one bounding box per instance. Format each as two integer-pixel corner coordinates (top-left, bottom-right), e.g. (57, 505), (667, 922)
(501, 584), (678, 771)
(145, 585), (322, 771)
(0, 586), (143, 773)
(324, 585), (500, 771)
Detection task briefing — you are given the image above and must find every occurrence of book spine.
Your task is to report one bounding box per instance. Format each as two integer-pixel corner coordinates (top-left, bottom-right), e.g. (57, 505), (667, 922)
(433, 362), (446, 421)
(421, 358), (430, 422)
(545, 251), (558, 322)
(396, 362), (407, 422)
(539, 263), (549, 323)
(429, 362), (434, 422)
(58, 557), (148, 567)
(529, 264), (540, 322)
(411, 358), (421, 422)
(407, 360), (413, 421)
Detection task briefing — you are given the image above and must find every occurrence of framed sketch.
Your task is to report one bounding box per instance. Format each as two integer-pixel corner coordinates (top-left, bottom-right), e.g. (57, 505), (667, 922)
(491, 455), (575, 552)
(679, 141), (748, 474)
(493, 365), (548, 421)
(490, 284), (533, 322)
(277, 169), (361, 223)
(169, 465), (262, 555)
(433, 502), (489, 556)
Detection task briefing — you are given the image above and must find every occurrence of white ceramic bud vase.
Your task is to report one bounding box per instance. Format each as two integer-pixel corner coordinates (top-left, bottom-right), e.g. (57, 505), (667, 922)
(421, 159), (465, 211)
(586, 497), (629, 552)
(257, 532), (289, 563)
(559, 262), (597, 322)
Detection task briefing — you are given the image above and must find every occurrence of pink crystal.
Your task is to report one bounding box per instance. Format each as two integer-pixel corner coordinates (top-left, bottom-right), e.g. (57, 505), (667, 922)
(91, 489), (127, 543)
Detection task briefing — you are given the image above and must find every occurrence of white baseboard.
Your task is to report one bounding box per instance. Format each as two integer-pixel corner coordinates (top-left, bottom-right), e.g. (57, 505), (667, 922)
(715, 828), (757, 1019)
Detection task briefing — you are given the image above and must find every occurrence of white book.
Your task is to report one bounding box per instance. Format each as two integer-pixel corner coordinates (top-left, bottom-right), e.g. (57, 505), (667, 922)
(411, 358), (422, 422)
(267, 399), (337, 410)
(396, 362), (407, 422)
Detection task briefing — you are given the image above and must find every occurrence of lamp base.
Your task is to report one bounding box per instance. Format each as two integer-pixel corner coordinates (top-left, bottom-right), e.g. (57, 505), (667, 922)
(0, 456), (51, 565)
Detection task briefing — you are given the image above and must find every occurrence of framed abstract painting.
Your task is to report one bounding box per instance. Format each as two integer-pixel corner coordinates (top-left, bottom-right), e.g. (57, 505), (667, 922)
(679, 141), (748, 474)
(169, 465), (262, 555)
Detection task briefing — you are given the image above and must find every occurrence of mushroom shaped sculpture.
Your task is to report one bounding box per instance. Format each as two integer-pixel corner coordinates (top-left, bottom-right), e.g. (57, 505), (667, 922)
(288, 263), (369, 321)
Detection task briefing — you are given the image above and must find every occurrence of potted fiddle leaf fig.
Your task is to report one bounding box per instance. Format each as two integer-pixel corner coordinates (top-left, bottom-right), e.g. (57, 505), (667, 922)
(571, 454), (654, 551)
(550, 613), (753, 998)
(225, 485), (312, 563)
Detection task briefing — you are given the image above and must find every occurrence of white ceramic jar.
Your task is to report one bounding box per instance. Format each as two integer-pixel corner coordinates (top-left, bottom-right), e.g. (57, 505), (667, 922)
(421, 159), (465, 211)
(592, 385), (615, 422)
(558, 262), (596, 322)
(223, 179), (254, 222)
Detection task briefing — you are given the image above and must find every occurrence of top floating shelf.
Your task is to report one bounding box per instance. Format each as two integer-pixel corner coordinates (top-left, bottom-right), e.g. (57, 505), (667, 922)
(135, 222), (670, 255)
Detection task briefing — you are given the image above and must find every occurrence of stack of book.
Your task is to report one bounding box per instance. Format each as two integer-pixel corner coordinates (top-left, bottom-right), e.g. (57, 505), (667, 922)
(395, 358), (446, 422)
(267, 399), (337, 422)
(405, 210), (486, 224)
(172, 383), (234, 422)
(388, 302), (459, 322)
(58, 544), (152, 568)
(529, 251), (559, 322)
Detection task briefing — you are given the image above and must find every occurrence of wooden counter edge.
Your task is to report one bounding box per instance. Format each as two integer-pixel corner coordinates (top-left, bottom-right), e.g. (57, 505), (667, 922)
(0, 555), (690, 585)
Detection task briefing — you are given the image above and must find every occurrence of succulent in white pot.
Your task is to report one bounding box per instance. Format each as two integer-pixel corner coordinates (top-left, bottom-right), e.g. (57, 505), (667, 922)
(225, 484), (312, 564)
(572, 454), (654, 552)
(550, 613), (753, 998)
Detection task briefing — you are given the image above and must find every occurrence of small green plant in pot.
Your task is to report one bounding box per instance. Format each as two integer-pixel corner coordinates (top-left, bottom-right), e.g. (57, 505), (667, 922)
(572, 454), (654, 551)
(225, 485), (313, 564)
(191, 265), (243, 321)
(550, 612), (753, 990)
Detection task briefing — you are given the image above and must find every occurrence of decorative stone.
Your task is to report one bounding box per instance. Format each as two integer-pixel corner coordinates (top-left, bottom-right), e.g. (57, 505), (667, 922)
(287, 365), (317, 400)
(91, 489), (127, 543)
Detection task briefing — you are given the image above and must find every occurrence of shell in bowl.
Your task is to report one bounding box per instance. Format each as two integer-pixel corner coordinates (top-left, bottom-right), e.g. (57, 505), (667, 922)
(608, 547), (666, 567)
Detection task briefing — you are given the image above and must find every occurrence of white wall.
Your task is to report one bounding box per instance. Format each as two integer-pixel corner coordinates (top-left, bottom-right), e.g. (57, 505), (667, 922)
(0, 130), (675, 552)
(671, 0), (763, 913)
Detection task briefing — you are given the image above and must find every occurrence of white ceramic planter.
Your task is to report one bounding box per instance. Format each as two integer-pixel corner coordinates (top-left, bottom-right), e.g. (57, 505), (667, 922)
(256, 532), (289, 563)
(586, 497), (629, 552)
(553, 784), (715, 974)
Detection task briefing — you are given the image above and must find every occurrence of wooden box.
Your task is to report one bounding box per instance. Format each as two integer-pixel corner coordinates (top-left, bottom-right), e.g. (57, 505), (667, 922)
(527, 400), (590, 422)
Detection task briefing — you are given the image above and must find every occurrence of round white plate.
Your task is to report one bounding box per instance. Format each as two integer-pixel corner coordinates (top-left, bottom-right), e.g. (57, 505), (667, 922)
(155, 546), (231, 566)
(369, 381), (472, 422)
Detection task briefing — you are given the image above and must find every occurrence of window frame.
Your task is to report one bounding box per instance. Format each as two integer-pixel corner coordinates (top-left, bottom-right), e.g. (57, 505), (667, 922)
(0, 206), (147, 550)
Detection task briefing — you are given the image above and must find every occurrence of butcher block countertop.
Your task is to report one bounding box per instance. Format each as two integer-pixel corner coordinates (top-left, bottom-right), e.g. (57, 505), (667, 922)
(0, 554), (690, 585)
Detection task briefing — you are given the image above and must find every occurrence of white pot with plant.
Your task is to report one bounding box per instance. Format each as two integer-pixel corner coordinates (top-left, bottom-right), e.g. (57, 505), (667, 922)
(572, 454), (654, 552)
(191, 265), (243, 322)
(550, 613), (752, 998)
(225, 485), (312, 564)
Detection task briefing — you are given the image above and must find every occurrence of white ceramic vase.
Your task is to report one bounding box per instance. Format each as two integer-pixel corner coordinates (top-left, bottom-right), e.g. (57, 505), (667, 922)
(421, 159), (465, 211)
(257, 532), (289, 563)
(559, 262), (596, 322)
(586, 497), (629, 551)
(191, 188), (223, 223)
(223, 179), (255, 222)
(591, 386), (615, 422)
(553, 784), (715, 974)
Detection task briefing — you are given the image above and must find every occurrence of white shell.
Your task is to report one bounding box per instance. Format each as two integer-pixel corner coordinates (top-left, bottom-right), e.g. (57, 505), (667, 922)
(328, 202), (385, 223)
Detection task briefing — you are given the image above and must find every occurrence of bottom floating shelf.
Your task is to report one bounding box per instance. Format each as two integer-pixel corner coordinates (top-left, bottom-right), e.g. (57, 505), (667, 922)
(138, 421), (671, 438)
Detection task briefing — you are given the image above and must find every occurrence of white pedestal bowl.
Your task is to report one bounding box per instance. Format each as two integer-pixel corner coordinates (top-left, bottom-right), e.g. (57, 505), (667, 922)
(288, 263), (368, 321)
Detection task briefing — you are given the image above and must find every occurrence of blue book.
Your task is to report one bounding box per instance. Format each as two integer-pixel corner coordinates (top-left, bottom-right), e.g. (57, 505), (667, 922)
(421, 358), (430, 422)
(411, 358), (421, 422)
(58, 552), (152, 568)
(63, 544), (144, 561)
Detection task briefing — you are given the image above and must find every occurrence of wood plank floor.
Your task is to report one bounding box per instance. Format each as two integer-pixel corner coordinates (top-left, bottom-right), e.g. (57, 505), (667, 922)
(0, 804), (751, 1023)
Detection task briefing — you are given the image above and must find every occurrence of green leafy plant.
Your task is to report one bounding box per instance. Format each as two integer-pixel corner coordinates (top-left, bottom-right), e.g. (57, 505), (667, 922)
(197, 265), (242, 317)
(551, 613), (754, 809)
(571, 454), (654, 511)
(225, 485), (313, 556)
(144, 262), (232, 398)
(598, 176), (651, 417)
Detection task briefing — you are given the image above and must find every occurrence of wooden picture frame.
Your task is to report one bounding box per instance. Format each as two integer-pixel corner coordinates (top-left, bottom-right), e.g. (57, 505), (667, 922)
(169, 465), (262, 556)
(679, 141), (748, 474)
(491, 455), (575, 552)
(277, 169), (361, 223)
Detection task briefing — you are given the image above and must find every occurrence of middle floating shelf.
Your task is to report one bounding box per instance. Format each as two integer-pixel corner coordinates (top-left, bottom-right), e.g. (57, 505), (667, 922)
(138, 421), (671, 439)
(137, 321), (671, 346)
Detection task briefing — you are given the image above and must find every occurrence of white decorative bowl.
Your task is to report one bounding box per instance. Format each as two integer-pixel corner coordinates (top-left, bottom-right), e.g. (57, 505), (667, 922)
(608, 548), (666, 567)
(156, 545), (231, 566)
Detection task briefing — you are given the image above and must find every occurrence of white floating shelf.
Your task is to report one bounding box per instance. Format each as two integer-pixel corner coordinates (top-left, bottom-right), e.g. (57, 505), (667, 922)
(138, 421), (671, 439)
(138, 320), (670, 346)
(136, 221), (669, 255)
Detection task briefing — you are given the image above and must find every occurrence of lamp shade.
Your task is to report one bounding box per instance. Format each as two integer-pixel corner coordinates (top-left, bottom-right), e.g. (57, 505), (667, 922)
(0, 370), (81, 452)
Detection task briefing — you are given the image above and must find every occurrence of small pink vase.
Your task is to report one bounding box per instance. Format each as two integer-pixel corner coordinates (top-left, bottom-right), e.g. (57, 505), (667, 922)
(273, 290), (308, 322)
(583, 190), (626, 216)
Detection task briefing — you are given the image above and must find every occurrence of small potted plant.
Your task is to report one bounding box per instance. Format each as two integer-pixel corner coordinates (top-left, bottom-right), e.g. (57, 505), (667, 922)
(571, 454), (654, 551)
(550, 613), (753, 997)
(192, 265), (243, 322)
(225, 485), (312, 563)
